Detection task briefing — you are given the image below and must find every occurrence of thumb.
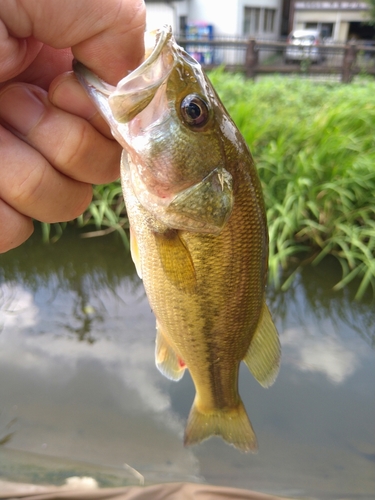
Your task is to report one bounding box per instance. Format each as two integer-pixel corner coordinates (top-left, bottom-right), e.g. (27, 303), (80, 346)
(0, 0), (146, 84)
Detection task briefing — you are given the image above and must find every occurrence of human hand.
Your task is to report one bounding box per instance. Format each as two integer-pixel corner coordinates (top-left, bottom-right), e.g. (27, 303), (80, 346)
(0, 0), (146, 252)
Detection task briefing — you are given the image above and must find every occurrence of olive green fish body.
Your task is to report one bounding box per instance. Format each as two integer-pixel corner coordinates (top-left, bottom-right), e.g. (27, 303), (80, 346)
(121, 123), (274, 451)
(74, 25), (280, 452)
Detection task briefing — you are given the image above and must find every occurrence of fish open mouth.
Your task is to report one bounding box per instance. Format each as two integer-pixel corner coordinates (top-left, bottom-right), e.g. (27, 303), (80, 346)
(73, 26), (175, 128)
(75, 25), (234, 234)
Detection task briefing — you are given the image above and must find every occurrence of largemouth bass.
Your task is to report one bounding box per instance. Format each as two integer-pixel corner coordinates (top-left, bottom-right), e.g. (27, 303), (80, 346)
(74, 25), (280, 452)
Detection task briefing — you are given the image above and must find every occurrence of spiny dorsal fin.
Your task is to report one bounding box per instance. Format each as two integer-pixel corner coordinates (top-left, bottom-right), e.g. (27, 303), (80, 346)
(155, 322), (186, 381)
(153, 230), (196, 293)
(244, 301), (281, 388)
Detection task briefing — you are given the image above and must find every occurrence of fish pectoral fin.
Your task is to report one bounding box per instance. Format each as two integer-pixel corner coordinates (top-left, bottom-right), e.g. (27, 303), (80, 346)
(244, 301), (281, 388)
(130, 226), (142, 279)
(184, 399), (258, 453)
(155, 323), (186, 381)
(153, 230), (196, 293)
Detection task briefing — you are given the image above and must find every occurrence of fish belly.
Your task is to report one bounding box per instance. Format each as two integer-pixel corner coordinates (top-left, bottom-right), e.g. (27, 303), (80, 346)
(121, 155), (268, 452)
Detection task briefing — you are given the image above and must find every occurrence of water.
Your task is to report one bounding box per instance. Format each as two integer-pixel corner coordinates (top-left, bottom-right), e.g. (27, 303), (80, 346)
(0, 230), (374, 498)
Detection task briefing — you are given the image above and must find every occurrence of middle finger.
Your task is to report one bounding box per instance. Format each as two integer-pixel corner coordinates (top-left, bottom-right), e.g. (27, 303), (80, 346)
(0, 83), (121, 185)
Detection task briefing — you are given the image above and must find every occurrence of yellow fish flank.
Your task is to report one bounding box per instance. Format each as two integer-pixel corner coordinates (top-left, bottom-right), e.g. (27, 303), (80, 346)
(74, 26), (280, 452)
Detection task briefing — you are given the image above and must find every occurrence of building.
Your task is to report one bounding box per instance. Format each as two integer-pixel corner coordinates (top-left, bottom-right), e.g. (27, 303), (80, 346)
(289, 1), (373, 42)
(145, 0), (283, 39)
(145, 0), (374, 43)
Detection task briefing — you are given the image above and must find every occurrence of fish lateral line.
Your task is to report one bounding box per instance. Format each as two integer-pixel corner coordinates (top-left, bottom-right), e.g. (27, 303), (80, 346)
(74, 25), (281, 453)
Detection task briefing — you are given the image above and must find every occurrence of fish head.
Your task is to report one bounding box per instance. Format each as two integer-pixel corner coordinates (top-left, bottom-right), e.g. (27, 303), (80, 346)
(74, 25), (234, 233)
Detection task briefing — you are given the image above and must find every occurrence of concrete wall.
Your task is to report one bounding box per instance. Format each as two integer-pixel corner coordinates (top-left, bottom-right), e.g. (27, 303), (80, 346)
(146, 1), (189, 32)
(188, 0), (239, 36)
(294, 9), (371, 42)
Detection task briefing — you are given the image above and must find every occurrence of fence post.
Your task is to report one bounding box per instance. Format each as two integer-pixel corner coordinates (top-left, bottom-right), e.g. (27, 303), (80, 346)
(342, 42), (357, 83)
(245, 39), (258, 79)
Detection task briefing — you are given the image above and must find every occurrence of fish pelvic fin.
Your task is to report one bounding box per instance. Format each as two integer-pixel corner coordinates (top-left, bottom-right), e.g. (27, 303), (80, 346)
(130, 226), (142, 279)
(184, 400), (258, 453)
(153, 230), (196, 293)
(244, 300), (281, 388)
(155, 322), (186, 381)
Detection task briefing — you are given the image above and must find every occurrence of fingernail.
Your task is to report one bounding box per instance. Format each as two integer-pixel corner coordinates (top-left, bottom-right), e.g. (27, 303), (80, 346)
(0, 85), (46, 136)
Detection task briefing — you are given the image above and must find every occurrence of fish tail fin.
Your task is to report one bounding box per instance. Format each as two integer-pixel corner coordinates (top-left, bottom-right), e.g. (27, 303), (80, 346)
(184, 400), (258, 453)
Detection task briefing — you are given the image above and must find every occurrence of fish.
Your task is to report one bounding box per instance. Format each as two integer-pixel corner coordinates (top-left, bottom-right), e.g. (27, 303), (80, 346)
(74, 25), (280, 452)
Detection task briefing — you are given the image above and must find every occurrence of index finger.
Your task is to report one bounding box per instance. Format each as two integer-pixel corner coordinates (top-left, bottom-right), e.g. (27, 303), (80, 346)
(0, 0), (146, 84)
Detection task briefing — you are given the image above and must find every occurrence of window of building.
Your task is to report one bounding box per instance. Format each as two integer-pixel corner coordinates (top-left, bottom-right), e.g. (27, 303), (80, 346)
(264, 9), (275, 33)
(243, 7), (261, 36)
(305, 22), (333, 38)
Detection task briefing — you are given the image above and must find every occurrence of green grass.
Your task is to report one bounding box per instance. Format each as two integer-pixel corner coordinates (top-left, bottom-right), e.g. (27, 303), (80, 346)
(208, 71), (375, 298)
(43, 72), (375, 299)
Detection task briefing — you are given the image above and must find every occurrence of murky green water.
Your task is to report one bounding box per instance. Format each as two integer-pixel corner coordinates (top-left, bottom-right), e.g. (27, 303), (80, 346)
(0, 230), (374, 498)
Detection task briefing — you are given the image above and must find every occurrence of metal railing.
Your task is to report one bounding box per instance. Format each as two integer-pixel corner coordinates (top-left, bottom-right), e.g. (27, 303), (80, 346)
(176, 37), (375, 83)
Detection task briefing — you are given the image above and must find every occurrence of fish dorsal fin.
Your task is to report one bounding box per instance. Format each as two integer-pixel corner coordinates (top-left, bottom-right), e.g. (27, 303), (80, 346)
(155, 322), (186, 381)
(153, 230), (196, 293)
(244, 301), (281, 388)
(130, 226), (142, 279)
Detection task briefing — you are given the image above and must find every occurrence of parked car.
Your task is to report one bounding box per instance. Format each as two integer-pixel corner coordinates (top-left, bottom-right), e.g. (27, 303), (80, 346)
(284, 29), (323, 63)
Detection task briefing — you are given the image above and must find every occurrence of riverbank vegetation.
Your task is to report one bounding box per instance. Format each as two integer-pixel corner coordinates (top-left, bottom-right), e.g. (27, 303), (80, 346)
(43, 73), (375, 299)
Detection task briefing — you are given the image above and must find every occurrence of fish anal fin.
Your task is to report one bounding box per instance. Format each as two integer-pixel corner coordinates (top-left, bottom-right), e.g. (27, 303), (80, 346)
(130, 226), (142, 279)
(244, 301), (281, 388)
(153, 230), (196, 293)
(155, 322), (186, 381)
(184, 399), (258, 453)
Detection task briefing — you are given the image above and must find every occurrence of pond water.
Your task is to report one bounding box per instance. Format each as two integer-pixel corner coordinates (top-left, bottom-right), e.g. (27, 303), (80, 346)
(0, 230), (374, 499)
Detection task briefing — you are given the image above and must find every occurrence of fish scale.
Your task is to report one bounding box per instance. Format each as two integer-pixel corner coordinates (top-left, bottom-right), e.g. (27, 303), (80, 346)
(121, 152), (268, 440)
(74, 25), (281, 452)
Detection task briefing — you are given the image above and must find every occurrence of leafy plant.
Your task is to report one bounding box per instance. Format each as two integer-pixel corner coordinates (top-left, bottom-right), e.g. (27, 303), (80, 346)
(208, 71), (375, 298)
(40, 71), (375, 299)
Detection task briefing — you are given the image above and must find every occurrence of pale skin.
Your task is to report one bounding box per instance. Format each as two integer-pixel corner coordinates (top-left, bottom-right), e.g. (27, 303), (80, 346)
(0, 0), (146, 253)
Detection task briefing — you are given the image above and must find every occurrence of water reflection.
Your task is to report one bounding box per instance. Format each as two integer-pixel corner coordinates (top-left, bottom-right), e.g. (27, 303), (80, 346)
(267, 262), (374, 386)
(268, 260), (375, 349)
(0, 231), (374, 498)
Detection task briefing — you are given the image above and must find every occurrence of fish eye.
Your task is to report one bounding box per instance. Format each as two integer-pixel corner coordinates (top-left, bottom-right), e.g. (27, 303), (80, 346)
(180, 94), (209, 128)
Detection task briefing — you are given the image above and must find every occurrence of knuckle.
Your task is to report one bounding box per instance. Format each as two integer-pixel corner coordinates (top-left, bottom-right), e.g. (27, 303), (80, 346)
(10, 162), (47, 208)
(52, 120), (92, 172)
(50, 118), (121, 184)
